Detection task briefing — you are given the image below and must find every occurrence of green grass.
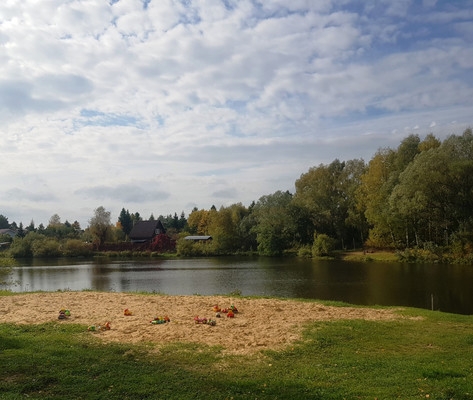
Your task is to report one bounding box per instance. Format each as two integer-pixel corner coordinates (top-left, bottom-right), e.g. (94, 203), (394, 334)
(1, 304), (472, 399)
(340, 249), (399, 262)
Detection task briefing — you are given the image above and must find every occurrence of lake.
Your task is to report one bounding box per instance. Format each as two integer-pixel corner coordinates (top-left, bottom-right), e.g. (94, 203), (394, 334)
(2, 257), (472, 315)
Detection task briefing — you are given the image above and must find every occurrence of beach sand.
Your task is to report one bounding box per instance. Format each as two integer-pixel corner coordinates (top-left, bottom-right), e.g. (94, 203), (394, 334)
(0, 292), (401, 355)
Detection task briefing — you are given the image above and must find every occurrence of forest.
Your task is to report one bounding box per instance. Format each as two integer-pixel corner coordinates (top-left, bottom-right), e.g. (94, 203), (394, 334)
(1, 128), (473, 263)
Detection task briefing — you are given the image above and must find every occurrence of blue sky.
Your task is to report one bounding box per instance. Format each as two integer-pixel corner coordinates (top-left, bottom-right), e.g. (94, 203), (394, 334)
(1, 0), (472, 228)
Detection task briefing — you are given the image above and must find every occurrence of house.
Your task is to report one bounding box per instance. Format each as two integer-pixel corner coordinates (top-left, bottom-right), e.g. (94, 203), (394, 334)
(184, 235), (212, 241)
(0, 228), (16, 238)
(129, 220), (166, 243)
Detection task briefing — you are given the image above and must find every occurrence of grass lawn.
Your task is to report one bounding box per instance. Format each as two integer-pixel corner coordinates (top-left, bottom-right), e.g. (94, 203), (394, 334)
(1, 299), (472, 399)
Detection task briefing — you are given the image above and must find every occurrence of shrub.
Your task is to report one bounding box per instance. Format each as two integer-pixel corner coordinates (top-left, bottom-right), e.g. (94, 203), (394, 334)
(395, 247), (441, 263)
(312, 233), (336, 257)
(149, 234), (176, 253)
(176, 238), (194, 256)
(32, 238), (61, 258)
(176, 237), (215, 256)
(297, 245), (312, 258)
(8, 232), (46, 258)
(62, 239), (93, 257)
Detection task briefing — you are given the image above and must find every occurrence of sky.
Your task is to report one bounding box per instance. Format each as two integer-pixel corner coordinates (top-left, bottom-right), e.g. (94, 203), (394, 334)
(1, 0), (473, 228)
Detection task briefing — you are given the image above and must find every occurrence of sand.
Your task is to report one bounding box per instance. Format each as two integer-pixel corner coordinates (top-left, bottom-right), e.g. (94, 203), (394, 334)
(0, 292), (402, 355)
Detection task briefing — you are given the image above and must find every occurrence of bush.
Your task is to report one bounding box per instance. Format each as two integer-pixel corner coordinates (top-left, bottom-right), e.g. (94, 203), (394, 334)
(32, 238), (61, 258)
(8, 232), (47, 258)
(0, 234), (13, 244)
(312, 233), (336, 257)
(176, 237), (215, 256)
(297, 245), (312, 258)
(149, 234), (176, 253)
(62, 239), (93, 257)
(176, 238), (194, 256)
(395, 247), (441, 263)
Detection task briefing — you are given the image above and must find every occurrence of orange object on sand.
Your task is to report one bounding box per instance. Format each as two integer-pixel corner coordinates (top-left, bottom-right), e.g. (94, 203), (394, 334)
(124, 308), (132, 316)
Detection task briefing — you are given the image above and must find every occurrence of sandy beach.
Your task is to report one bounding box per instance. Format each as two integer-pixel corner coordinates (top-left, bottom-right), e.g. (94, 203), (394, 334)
(0, 292), (402, 355)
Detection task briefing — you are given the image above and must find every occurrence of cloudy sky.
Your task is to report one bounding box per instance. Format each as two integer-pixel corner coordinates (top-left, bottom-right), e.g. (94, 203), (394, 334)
(1, 0), (472, 228)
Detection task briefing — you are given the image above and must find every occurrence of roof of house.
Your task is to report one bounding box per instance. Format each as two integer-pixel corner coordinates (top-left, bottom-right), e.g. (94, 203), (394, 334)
(129, 220), (166, 241)
(0, 228), (16, 237)
(184, 235), (212, 241)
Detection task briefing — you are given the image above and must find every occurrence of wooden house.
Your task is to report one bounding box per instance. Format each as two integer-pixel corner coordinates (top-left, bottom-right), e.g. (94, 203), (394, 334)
(129, 220), (166, 243)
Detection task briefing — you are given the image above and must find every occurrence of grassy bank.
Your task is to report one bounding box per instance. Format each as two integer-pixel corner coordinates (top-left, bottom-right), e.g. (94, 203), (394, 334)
(340, 249), (399, 262)
(1, 298), (472, 399)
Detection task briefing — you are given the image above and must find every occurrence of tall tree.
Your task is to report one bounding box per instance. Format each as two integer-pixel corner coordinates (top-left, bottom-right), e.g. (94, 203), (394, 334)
(418, 133), (441, 152)
(0, 215), (9, 229)
(88, 206), (111, 247)
(71, 221), (81, 233)
(130, 212), (142, 226)
(253, 190), (295, 256)
(26, 220), (36, 234)
(48, 214), (61, 227)
(294, 159), (366, 248)
(17, 222), (25, 238)
(357, 148), (398, 247)
(187, 209), (212, 235)
(118, 208), (133, 238)
(357, 135), (420, 248)
(341, 159), (368, 247)
(178, 211), (187, 230)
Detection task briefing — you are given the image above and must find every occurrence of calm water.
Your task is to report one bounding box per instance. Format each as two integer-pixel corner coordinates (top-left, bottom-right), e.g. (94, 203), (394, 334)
(2, 257), (473, 315)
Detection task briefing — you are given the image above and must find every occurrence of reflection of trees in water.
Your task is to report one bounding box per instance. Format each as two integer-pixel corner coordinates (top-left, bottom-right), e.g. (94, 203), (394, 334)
(5, 259), (473, 314)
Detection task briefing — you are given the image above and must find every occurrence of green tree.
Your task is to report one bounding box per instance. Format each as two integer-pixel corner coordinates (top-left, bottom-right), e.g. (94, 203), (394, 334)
(418, 133), (441, 152)
(48, 214), (61, 227)
(8, 232), (45, 258)
(389, 147), (448, 247)
(88, 206), (111, 247)
(253, 190), (296, 256)
(357, 135), (420, 248)
(294, 159), (366, 249)
(130, 212), (142, 226)
(312, 233), (336, 257)
(17, 222), (25, 238)
(343, 159), (369, 247)
(43, 216), (78, 239)
(390, 129), (473, 248)
(178, 211), (187, 230)
(206, 204), (252, 254)
(207, 206), (235, 254)
(32, 238), (61, 258)
(71, 221), (82, 234)
(118, 208), (133, 238)
(238, 202), (258, 252)
(26, 220), (36, 234)
(187, 209), (212, 235)
(0, 215), (9, 229)
(63, 239), (93, 257)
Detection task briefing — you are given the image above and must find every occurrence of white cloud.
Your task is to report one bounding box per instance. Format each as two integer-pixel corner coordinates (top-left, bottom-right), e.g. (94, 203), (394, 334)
(0, 0), (472, 227)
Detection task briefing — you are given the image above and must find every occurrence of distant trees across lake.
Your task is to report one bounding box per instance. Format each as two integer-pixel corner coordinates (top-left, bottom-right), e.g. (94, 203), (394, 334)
(2, 128), (473, 263)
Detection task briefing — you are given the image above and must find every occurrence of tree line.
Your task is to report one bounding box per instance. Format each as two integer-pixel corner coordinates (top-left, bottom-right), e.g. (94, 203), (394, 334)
(2, 128), (473, 262)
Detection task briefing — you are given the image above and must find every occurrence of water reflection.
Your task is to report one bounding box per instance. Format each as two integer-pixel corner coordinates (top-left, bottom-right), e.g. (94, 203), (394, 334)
(3, 257), (472, 315)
